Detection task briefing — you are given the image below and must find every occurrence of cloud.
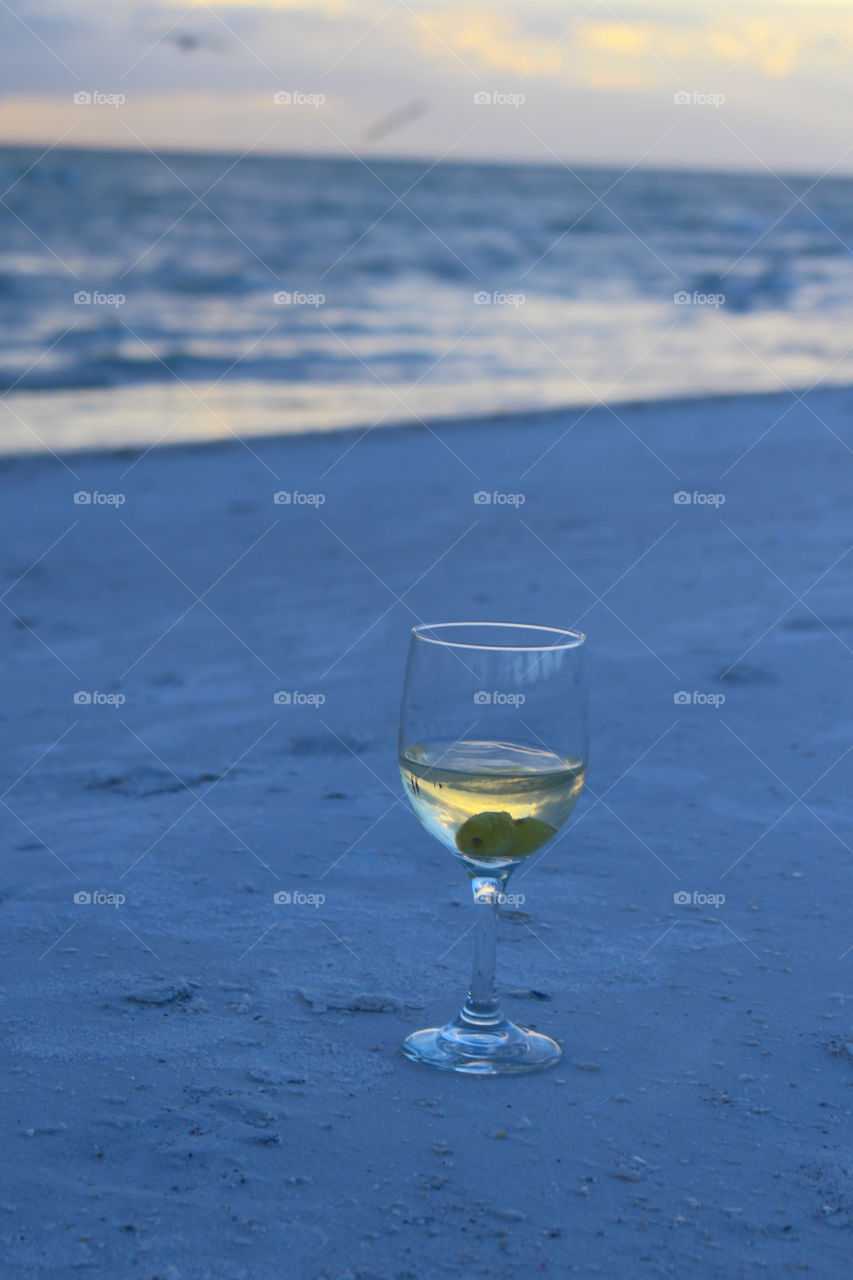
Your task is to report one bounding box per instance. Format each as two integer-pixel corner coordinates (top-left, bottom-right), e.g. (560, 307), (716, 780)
(414, 11), (564, 77)
(413, 6), (841, 89)
(704, 20), (801, 77)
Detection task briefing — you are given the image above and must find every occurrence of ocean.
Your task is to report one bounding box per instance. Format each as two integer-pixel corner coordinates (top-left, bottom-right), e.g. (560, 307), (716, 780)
(1, 144), (852, 454)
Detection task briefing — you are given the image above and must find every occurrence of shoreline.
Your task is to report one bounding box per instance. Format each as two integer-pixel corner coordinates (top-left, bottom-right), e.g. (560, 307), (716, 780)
(2, 379), (850, 468)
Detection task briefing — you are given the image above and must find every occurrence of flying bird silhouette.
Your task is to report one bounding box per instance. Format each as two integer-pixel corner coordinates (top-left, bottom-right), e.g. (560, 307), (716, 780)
(164, 30), (227, 54)
(364, 100), (428, 143)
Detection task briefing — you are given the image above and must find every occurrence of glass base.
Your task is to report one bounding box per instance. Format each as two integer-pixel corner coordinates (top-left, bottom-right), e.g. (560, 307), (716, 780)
(401, 1016), (562, 1076)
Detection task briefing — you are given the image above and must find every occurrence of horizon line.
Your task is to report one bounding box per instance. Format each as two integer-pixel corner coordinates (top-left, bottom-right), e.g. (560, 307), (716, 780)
(0, 139), (848, 186)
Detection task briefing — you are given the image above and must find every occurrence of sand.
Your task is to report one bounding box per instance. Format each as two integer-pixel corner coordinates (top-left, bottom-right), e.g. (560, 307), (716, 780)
(2, 386), (853, 1277)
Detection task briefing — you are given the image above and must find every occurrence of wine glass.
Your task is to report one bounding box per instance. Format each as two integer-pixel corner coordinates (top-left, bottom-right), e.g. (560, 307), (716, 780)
(398, 622), (588, 1075)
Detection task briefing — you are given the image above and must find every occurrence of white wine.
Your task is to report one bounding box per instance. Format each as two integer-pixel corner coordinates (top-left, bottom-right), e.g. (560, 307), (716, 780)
(400, 739), (586, 867)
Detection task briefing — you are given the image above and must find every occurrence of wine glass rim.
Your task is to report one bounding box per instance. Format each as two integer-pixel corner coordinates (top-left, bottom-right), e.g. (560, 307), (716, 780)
(412, 621), (587, 652)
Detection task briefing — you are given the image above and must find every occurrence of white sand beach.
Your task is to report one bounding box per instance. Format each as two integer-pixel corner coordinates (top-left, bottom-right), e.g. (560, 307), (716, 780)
(3, 386), (853, 1277)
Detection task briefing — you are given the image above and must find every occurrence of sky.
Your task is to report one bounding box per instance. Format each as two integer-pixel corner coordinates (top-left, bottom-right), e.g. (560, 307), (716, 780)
(1, 0), (853, 174)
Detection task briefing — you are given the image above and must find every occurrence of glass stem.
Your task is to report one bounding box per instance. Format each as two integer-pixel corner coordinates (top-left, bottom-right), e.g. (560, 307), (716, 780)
(459, 875), (510, 1028)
